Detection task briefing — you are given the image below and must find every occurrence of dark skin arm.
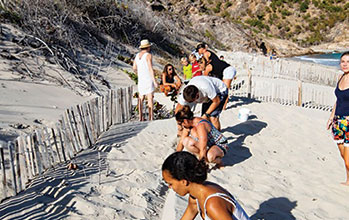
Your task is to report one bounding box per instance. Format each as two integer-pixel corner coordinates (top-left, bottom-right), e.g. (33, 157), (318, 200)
(180, 195), (198, 220)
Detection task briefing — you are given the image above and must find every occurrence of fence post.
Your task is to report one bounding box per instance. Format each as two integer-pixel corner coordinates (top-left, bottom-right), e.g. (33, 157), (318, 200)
(298, 80), (302, 106)
(8, 141), (17, 195)
(247, 67), (252, 99)
(0, 142), (7, 198)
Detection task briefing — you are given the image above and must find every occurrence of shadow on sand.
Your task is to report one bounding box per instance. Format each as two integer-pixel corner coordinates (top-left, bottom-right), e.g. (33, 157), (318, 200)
(250, 197), (297, 220)
(226, 96), (261, 110)
(0, 121), (147, 220)
(221, 119), (267, 167)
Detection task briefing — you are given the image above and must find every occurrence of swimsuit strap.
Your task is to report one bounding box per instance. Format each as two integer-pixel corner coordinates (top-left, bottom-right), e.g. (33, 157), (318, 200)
(197, 119), (212, 126)
(203, 193), (236, 219)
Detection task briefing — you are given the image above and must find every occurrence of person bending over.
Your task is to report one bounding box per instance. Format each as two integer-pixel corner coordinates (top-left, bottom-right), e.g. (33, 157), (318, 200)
(176, 76), (228, 130)
(162, 151), (250, 220)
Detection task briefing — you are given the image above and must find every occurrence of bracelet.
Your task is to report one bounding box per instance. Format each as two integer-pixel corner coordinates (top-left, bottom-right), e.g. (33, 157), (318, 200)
(205, 113), (211, 117)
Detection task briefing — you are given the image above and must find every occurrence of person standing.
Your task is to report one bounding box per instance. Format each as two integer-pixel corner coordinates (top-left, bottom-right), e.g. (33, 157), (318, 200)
(133, 39), (158, 121)
(196, 43), (232, 80)
(327, 51), (349, 185)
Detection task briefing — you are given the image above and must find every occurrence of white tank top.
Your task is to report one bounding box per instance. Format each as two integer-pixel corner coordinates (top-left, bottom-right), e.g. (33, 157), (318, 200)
(135, 52), (154, 95)
(196, 192), (250, 220)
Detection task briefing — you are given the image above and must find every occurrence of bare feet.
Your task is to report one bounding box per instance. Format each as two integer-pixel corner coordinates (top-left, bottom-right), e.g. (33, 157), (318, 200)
(340, 181), (349, 186)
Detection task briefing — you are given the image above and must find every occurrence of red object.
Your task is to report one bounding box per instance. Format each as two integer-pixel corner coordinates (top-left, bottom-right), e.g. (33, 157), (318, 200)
(191, 60), (202, 77)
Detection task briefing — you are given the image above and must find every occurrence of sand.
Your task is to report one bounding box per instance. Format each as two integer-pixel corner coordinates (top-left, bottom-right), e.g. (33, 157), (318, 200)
(1, 93), (349, 219)
(1, 26), (348, 219)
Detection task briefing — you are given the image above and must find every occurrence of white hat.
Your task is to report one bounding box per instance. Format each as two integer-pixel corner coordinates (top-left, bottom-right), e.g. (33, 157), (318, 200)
(139, 39), (152, 49)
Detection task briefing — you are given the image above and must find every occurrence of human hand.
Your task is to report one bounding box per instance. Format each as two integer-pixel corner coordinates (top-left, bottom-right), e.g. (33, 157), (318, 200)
(327, 118), (333, 130)
(154, 82), (158, 88)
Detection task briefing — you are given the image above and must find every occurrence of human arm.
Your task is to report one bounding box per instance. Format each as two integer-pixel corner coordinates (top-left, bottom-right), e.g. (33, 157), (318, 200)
(327, 102), (336, 130)
(203, 51), (211, 64)
(177, 127), (190, 151)
(196, 122), (208, 161)
(174, 74), (182, 89)
(162, 73), (176, 87)
(133, 58), (137, 73)
(146, 53), (158, 88)
(202, 96), (220, 120)
(205, 197), (234, 220)
(180, 195), (199, 220)
(203, 64), (213, 76)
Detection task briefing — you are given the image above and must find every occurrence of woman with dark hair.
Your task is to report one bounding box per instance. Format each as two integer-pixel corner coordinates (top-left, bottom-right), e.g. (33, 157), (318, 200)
(175, 106), (228, 166)
(327, 51), (349, 185)
(160, 64), (182, 97)
(162, 151), (250, 220)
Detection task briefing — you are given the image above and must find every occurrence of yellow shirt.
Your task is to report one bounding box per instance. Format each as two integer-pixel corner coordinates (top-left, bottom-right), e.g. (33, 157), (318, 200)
(183, 64), (192, 80)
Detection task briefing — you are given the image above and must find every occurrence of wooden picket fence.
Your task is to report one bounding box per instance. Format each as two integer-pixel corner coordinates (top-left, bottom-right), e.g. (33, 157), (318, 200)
(231, 68), (335, 111)
(0, 86), (133, 201)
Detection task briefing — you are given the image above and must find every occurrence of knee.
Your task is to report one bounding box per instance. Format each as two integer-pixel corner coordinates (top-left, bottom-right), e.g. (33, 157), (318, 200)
(206, 151), (215, 163)
(183, 137), (194, 148)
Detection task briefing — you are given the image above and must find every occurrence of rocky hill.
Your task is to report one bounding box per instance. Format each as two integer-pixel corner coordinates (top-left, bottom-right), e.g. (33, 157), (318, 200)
(0, 0), (348, 89)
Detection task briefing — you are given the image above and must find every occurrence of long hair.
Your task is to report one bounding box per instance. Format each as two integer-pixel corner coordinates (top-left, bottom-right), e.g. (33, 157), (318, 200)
(163, 64), (177, 76)
(162, 151), (208, 184)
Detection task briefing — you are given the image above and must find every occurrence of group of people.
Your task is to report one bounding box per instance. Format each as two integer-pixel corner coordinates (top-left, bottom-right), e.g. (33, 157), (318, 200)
(133, 39), (250, 219)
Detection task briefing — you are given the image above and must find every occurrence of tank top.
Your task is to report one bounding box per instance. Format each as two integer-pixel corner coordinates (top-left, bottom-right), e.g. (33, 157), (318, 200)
(335, 74), (349, 116)
(135, 52), (154, 95)
(196, 192), (250, 220)
(192, 60), (202, 77)
(209, 50), (230, 80)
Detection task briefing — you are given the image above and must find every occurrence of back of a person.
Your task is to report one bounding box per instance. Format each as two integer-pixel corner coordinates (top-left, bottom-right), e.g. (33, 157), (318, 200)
(209, 50), (229, 79)
(135, 52), (152, 83)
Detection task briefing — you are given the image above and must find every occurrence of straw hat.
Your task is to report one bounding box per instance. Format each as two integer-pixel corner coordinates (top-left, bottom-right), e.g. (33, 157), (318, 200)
(139, 39), (152, 49)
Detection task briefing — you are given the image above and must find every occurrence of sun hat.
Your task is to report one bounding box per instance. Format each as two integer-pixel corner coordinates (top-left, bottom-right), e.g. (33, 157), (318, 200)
(139, 39), (152, 49)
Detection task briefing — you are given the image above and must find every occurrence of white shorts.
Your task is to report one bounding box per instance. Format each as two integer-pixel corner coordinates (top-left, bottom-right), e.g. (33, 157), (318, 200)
(223, 66), (237, 80)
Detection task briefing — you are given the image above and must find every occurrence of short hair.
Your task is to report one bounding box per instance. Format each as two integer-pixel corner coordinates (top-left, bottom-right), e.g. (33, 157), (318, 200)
(162, 151), (208, 183)
(189, 53), (196, 60)
(341, 51), (349, 59)
(175, 105), (194, 122)
(183, 85), (198, 102)
(181, 57), (188, 63)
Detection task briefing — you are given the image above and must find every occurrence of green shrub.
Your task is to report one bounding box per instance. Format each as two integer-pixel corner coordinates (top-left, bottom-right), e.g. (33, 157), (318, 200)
(300, 1), (309, 12)
(224, 2), (232, 9)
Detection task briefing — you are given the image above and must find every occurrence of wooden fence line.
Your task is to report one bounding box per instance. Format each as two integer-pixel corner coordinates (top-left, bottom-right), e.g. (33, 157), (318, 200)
(231, 70), (335, 111)
(0, 87), (133, 202)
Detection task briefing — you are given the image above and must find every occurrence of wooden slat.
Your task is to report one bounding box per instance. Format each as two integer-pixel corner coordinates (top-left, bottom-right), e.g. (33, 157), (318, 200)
(68, 108), (82, 151)
(0, 142), (7, 198)
(43, 127), (56, 166)
(55, 124), (67, 162)
(17, 136), (28, 188)
(14, 140), (23, 192)
(81, 103), (94, 145)
(86, 101), (97, 142)
(117, 88), (122, 124)
(51, 128), (62, 163)
(65, 110), (80, 152)
(108, 90), (113, 127)
(72, 106), (87, 149)
(27, 134), (37, 176)
(35, 129), (50, 169)
(60, 117), (75, 159)
(8, 141), (17, 194)
(23, 135), (33, 180)
(77, 104), (92, 148)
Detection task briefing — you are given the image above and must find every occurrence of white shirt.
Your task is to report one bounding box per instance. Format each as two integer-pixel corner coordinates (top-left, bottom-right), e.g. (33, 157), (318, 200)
(178, 76), (227, 105)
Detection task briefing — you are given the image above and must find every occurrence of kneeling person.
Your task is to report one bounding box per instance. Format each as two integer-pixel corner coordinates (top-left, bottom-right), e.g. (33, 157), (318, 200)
(176, 106), (228, 166)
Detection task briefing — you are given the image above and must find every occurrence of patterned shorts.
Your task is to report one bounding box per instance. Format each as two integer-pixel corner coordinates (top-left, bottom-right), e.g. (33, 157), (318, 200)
(332, 115), (349, 147)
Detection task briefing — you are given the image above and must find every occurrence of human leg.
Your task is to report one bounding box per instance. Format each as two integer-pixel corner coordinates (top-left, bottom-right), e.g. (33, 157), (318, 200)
(342, 146), (349, 185)
(222, 79), (232, 110)
(147, 93), (154, 120)
(182, 136), (200, 155)
(207, 145), (225, 165)
(138, 95), (145, 121)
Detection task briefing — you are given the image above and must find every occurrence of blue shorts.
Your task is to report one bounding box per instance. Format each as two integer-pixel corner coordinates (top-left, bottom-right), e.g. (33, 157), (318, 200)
(201, 90), (228, 118)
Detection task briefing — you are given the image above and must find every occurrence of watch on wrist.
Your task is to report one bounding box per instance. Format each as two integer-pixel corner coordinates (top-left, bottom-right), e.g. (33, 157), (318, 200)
(205, 112), (211, 117)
